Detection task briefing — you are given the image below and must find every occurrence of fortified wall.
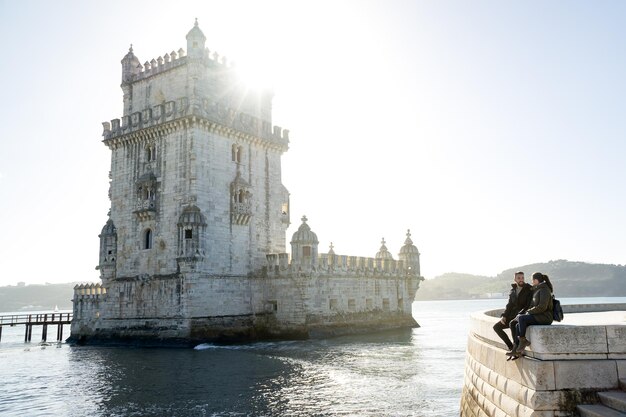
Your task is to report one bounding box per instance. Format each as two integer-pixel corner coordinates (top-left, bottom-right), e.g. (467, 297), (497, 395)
(72, 225), (422, 344)
(461, 304), (626, 417)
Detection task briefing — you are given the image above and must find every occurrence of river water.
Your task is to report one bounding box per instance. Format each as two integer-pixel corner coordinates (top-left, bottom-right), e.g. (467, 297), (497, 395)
(0, 297), (623, 417)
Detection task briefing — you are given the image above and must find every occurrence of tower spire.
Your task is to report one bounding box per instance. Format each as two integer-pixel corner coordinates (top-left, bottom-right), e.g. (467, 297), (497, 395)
(186, 18), (206, 58)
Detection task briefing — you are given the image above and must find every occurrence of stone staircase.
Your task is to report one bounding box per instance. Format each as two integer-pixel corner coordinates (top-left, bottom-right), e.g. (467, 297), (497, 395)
(577, 379), (626, 417)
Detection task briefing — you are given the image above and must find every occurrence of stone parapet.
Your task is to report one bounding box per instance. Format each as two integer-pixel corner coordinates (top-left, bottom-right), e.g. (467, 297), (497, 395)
(461, 304), (626, 416)
(102, 101), (289, 151)
(265, 252), (422, 280)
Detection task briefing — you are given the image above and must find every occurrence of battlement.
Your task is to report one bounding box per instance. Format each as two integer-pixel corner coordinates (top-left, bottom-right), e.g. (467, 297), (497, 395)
(265, 252), (422, 278)
(102, 99), (289, 149)
(123, 45), (237, 84)
(73, 283), (107, 300)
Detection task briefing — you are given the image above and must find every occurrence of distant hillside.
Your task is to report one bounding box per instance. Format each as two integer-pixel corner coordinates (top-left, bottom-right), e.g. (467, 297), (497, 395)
(0, 283), (78, 312)
(416, 260), (626, 300)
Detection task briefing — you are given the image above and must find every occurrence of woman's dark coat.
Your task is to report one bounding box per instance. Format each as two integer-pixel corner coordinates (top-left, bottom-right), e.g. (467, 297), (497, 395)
(526, 281), (554, 324)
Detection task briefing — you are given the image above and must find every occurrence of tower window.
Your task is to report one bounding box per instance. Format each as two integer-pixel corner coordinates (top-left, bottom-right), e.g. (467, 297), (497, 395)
(185, 229), (193, 239)
(231, 144), (243, 163)
(302, 246), (311, 257)
(146, 145), (156, 162)
(144, 229), (153, 249)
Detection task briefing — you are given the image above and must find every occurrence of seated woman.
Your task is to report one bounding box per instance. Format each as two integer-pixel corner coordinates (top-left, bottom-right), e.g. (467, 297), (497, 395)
(507, 272), (554, 357)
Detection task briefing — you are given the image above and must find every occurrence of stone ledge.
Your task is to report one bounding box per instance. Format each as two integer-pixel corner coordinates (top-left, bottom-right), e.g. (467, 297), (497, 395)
(471, 304), (626, 360)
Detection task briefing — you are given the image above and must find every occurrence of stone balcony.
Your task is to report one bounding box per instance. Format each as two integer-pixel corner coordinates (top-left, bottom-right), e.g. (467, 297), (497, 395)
(134, 199), (157, 221)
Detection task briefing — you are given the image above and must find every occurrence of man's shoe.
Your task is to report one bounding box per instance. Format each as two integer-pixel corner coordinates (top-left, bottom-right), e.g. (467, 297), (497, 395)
(505, 344), (518, 356)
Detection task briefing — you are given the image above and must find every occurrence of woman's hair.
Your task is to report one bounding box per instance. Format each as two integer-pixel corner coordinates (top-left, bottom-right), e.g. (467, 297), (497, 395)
(532, 272), (554, 292)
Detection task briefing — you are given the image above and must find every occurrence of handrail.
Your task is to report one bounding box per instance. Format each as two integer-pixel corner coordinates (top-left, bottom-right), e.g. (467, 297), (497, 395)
(0, 311), (73, 326)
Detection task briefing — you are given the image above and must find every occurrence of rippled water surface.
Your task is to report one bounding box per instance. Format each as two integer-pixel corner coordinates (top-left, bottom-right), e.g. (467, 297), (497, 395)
(1, 298), (622, 416)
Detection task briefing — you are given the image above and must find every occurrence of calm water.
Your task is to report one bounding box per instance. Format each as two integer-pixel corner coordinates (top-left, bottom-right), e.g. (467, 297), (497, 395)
(1, 298), (623, 417)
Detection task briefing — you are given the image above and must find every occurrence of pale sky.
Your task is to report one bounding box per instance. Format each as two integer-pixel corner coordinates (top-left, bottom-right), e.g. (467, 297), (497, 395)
(1, 1), (625, 286)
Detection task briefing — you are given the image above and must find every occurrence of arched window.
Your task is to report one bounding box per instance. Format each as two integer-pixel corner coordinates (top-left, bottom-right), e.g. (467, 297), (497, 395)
(144, 229), (153, 249)
(146, 145), (156, 162)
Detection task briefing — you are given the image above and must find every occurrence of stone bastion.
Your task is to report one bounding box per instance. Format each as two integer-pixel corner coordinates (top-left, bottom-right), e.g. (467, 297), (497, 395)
(460, 303), (626, 417)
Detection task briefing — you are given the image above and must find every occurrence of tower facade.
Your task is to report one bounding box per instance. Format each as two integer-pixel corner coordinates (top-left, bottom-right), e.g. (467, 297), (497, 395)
(98, 21), (290, 281)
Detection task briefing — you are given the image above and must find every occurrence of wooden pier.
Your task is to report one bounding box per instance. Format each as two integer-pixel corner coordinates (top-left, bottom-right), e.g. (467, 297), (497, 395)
(0, 312), (72, 342)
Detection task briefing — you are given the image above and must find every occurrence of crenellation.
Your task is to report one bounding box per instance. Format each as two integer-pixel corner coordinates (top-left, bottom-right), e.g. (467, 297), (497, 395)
(103, 100), (289, 150)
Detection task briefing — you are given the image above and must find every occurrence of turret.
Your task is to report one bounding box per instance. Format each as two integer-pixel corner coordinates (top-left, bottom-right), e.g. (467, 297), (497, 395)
(186, 18), (206, 59)
(121, 45), (141, 84)
(398, 229), (420, 275)
(290, 215), (319, 269)
(97, 217), (117, 286)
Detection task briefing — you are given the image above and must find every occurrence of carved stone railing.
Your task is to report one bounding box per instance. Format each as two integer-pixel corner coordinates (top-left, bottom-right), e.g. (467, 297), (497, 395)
(231, 202), (252, 225)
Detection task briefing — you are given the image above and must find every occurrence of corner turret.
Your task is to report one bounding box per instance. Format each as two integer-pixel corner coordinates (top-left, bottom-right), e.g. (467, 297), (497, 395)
(121, 45), (141, 84)
(97, 217), (117, 286)
(186, 18), (206, 59)
(398, 229), (420, 275)
(290, 215), (319, 269)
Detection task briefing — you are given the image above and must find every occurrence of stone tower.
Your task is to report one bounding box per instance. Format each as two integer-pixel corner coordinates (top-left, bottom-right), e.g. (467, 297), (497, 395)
(97, 21), (291, 280)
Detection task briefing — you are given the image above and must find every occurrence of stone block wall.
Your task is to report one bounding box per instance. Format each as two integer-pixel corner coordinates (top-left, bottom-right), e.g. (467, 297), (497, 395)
(71, 271), (419, 344)
(461, 304), (626, 417)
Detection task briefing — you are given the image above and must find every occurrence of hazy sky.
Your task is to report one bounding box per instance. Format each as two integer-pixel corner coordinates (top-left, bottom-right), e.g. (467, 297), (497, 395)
(1, 1), (625, 286)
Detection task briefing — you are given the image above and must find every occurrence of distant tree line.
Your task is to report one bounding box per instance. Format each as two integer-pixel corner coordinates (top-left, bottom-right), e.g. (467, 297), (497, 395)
(0, 282), (77, 313)
(415, 260), (626, 300)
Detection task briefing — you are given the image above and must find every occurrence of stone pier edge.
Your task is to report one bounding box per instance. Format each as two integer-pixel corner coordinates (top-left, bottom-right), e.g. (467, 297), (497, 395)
(460, 303), (626, 417)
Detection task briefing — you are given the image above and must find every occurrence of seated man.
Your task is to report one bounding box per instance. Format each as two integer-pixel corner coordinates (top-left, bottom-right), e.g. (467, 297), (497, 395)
(493, 271), (532, 351)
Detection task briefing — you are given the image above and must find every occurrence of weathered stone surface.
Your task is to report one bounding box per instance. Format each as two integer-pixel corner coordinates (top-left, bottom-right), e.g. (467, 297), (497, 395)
(616, 360), (626, 380)
(553, 360), (618, 390)
(607, 326), (626, 354)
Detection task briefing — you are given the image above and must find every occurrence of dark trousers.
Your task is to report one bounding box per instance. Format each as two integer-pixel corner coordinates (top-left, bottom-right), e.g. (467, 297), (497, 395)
(515, 314), (539, 339)
(509, 318), (519, 346)
(493, 320), (514, 350)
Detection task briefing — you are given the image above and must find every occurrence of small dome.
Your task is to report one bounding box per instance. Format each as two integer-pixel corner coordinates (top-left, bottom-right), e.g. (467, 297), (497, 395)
(291, 215), (319, 244)
(399, 230), (420, 255)
(375, 238), (394, 260)
(100, 218), (117, 236)
(178, 205), (207, 226)
(122, 45), (137, 62)
(186, 18), (206, 42)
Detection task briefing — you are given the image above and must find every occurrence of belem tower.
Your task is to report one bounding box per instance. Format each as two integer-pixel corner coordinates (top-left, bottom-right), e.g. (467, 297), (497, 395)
(70, 21), (423, 345)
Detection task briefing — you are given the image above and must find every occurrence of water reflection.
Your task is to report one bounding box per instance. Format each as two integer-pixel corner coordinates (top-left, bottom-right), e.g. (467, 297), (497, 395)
(65, 329), (422, 417)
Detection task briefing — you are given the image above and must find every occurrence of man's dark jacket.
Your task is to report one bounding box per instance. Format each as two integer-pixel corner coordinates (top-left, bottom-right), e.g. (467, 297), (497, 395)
(501, 283), (532, 323)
